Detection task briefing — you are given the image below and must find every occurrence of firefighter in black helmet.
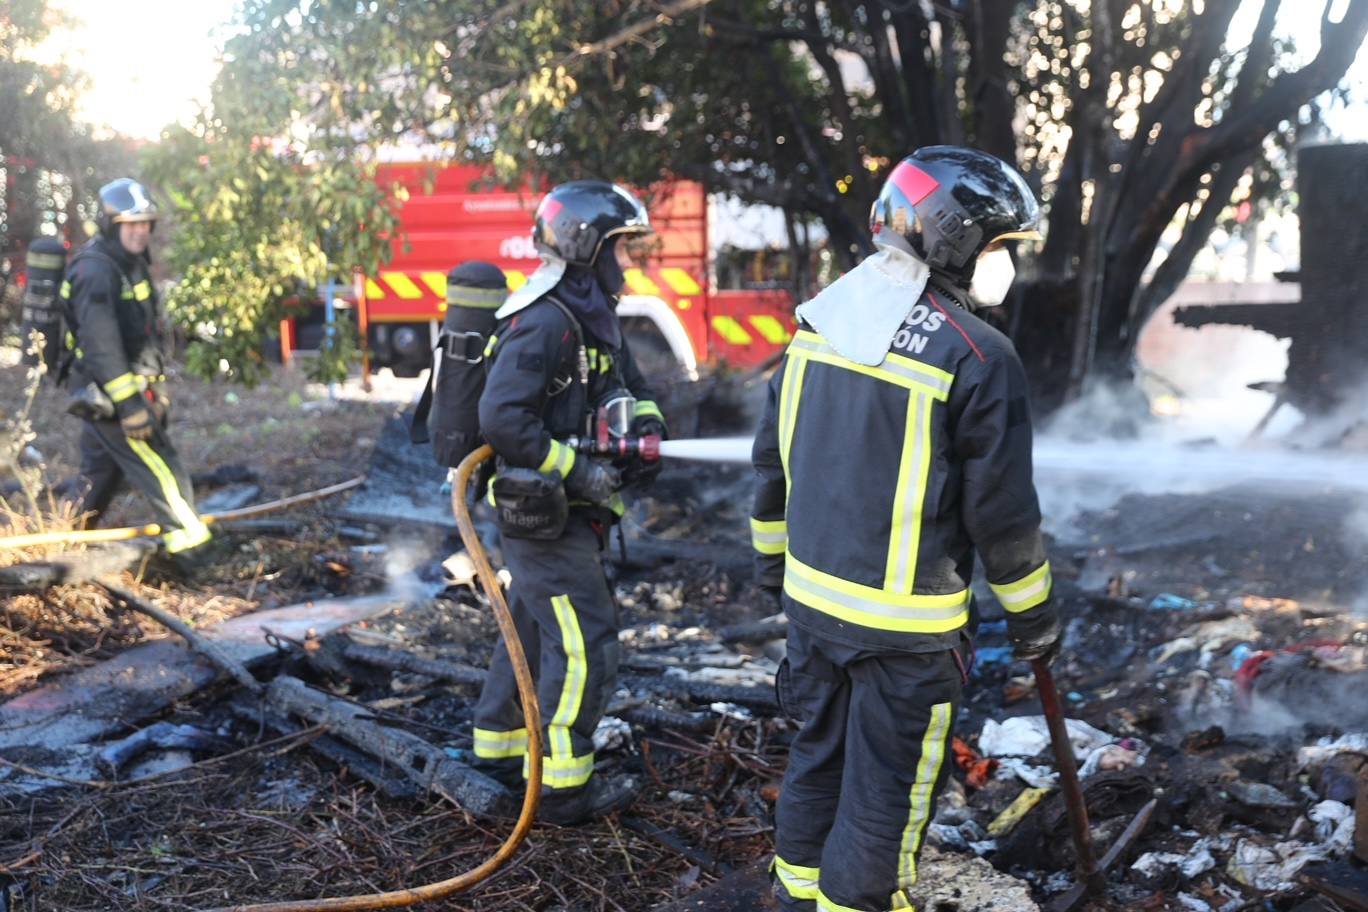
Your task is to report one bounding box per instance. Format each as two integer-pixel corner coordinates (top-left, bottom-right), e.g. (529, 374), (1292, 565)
(470, 180), (666, 825)
(753, 147), (1060, 912)
(59, 178), (212, 573)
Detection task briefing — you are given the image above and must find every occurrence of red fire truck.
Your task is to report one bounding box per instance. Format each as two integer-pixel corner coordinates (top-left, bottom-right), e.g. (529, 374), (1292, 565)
(280, 163), (795, 379)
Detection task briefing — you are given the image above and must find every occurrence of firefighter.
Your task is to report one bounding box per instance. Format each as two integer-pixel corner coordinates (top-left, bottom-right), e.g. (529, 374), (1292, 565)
(471, 180), (666, 825)
(752, 146), (1061, 911)
(63, 178), (212, 573)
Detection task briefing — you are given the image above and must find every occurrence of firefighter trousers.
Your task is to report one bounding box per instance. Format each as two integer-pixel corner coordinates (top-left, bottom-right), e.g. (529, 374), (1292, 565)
(77, 418), (212, 554)
(471, 514), (620, 792)
(773, 619), (966, 912)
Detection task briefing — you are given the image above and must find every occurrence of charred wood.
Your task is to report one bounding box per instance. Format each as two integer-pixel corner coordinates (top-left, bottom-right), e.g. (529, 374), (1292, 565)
(96, 721), (234, 779)
(225, 697), (420, 800)
(622, 674), (778, 711)
(265, 675), (507, 815)
(340, 641), (487, 686)
(98, 580), (264, 695)
(0, 541), (154, 592)
(620, 815), (733, 875)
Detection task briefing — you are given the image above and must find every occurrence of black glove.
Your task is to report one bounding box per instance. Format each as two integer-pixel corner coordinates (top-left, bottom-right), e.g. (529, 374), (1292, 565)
(564, 458), (622, 505)
(120, 404), (156, 441)
(622, 416), (667, 486)
(1007, 602), (1062, 664)
(761, 585), (784, 614)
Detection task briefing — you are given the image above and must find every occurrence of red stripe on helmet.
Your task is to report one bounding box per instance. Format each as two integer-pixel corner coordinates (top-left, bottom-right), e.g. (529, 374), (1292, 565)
(889, 161), (939, 205)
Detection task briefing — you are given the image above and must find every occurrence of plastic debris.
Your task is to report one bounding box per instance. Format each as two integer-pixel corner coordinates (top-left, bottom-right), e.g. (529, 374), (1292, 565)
(1225, 838), (1329, 891)
(1308, 799), (1356, 856)
(986, 786), (1052, 837)
(1132, 845), (1217, 879)
(1298, 733), (1368, 772)
(592, 716), (632, 752)
(978, 716), (1113, 762)
(994, 757), (1058, 789)
(1150, 593), (1200, 611)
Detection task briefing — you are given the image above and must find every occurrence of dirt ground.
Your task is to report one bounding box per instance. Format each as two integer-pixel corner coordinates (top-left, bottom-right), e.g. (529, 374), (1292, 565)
(4, 348), (1368, 912)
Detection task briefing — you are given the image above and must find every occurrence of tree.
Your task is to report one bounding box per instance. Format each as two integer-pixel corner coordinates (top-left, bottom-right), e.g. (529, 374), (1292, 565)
(0, 0), (132, 305)
(166, 0), (1368, 402)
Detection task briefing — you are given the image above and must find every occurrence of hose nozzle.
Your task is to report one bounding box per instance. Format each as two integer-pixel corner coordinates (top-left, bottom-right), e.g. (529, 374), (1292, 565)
(565, 434), (661, 462)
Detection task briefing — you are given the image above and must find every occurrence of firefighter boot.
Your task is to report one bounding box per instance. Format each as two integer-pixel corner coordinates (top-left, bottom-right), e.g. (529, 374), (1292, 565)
(538, 774), (639, 826)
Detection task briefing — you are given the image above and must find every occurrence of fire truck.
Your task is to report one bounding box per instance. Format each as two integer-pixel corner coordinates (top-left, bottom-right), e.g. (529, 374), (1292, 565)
(279, 164), (796, 380)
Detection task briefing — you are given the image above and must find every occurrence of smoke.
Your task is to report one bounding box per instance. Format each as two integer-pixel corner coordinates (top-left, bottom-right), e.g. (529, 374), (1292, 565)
(1345, 502), (1368, 616)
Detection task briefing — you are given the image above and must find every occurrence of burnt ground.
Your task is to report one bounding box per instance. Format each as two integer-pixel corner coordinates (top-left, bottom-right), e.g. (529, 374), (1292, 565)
(3, 349), (1368, 911)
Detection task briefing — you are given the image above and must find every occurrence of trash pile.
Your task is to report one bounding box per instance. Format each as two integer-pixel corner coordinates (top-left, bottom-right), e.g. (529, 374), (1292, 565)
(4, 432), (1368, 910)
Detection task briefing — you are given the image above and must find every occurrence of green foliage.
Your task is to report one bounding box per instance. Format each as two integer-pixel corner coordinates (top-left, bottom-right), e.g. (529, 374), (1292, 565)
(0, 0), (130, 275)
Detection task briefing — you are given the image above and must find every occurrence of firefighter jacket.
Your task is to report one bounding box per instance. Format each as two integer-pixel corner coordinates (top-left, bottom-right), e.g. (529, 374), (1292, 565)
(751, 278), (1053, 653)
(478, 294), (661, 517)
(62, 235), (166, 417)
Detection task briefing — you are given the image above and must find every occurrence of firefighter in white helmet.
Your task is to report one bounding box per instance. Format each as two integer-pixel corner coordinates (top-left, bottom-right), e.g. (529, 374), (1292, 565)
(60, 178), (213, 576)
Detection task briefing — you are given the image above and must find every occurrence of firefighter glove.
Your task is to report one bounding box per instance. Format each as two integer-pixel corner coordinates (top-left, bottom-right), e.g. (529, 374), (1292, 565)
(1007, 602), (1062, 664)
(623, 416), (667, 486)
(120, 405), (156, 441)
(565, 458), (621, 505)
(147, 389), (170, 427)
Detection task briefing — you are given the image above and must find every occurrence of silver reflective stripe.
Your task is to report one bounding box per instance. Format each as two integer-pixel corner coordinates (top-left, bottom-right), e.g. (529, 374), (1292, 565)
(788, 332), (953, 398)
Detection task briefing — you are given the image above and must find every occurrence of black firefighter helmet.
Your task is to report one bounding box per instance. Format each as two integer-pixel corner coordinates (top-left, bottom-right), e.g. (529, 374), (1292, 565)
(869, 146), (1040, 283)
(532, 180), (651, 267)
(96, 178), (158, 239)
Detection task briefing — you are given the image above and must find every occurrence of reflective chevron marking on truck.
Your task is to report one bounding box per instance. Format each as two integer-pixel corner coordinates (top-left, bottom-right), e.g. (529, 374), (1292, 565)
(712, 315), (794, 347)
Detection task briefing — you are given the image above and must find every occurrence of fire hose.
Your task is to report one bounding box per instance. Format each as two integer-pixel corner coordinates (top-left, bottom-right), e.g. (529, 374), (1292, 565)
(210, 444), (543, 912)
(0, 476), (368, 551)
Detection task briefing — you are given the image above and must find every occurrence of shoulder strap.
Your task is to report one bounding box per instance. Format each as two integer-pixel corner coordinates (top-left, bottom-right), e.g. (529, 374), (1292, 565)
(542, 296), (589, 394)
(408, 354), (437, 444)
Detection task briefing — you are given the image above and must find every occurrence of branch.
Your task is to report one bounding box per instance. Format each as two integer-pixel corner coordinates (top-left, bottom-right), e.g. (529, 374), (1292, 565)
(559, 0), (717, 64)
(1197, 0), (1368, 165)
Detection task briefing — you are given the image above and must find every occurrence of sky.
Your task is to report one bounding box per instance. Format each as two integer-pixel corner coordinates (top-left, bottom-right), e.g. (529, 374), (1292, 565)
(36, 0), (239, 140)
(31, 0), (1368, 143)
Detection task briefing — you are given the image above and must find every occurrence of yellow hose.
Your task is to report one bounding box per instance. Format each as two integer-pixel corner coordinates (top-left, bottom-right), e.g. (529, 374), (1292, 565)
(0, 476), (367, 551)
(210, 445), (543, 911)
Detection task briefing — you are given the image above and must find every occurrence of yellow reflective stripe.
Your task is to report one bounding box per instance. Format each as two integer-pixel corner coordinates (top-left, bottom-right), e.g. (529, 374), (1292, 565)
(537, 440), (577, 477)
(897, 702), (954, 890)
(750, 516), (787, 555)
(784, 554), (970, 634)
(549, 594), (587, 767)
(127, 438), (211, 551)
(789, 330), (953, 400)
(446, 285), (505, 308)
(484, 333), (499, 358)
(623, 268), (660, 296)
(749, 314), (792, 345)
(132, 280), (151, 301)
(504, 269), (528, 290)
(885, 392), (933, 593)
(26, 251), (66, 270)
(777, 358), (807, 475)
(529, 751), (595, 789)
(60, 280), (72, 298)
(712, 315), (754, 345)
(365, 278), (385, 299)
(633, 400), (663, 421)
(891, 889), (917, 910)
(164, 524), (212, 553)
(103, 372), (144, 403)
(381, 271), (423, 299)
(817, 889), (865, 912)
(774, 856), (820, 900)
(659, 266), (702, 295)
(473, 727), (529, 759)
(990, 561), (1053, 613)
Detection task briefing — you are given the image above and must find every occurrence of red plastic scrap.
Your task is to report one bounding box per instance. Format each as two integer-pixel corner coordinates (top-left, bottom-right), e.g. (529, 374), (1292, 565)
(952, 736), (998, 789)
